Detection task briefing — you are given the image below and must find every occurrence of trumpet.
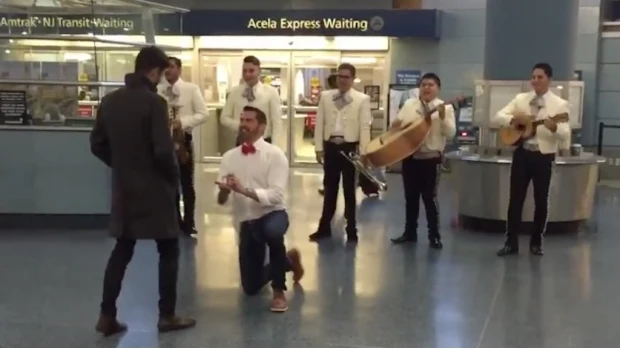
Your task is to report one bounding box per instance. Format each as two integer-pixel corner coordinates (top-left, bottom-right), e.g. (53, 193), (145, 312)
(340, 151), (387, 191)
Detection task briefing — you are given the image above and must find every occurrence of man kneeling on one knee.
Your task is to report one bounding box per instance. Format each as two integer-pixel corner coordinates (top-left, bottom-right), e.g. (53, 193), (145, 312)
(216, 105), (304, 312)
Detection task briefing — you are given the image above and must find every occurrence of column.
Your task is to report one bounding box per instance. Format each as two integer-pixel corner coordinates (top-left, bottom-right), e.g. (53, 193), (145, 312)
(484, 0), (579, 80)
(141, 7), (156, 44)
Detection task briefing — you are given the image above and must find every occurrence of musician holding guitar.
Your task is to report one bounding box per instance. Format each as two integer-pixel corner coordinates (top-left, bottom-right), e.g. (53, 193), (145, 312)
(390, 73), (456, 249)
(159, 57), (209, 236)
(493, 63), (571, 257)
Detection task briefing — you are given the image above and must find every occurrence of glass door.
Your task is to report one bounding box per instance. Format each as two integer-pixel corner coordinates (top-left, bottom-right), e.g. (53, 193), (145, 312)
(197, 50), (290, 162)
(289, 51), (341, 165)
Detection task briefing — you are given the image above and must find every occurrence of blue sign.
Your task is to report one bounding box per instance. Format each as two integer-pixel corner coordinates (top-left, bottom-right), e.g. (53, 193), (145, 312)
(185, 10), (441, 38)
(395, 70), (422, 85)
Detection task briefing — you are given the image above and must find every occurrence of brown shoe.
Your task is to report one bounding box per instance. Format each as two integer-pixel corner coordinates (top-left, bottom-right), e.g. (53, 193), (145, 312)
(287, 248), (305, 283)
(157, 315), (196, 333)
(95, 315), (127, 337)
(270, 291), (288, 312)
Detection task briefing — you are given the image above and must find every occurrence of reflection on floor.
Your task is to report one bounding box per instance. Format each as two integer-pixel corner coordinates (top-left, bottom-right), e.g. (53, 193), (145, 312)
(1, 166), (620, 347)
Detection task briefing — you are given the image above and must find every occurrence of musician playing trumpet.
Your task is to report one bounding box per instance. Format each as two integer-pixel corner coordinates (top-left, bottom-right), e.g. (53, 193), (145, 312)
(493, 63), (571, 257)
(309, 63), (372, 243)
(390, 73), (456, 249)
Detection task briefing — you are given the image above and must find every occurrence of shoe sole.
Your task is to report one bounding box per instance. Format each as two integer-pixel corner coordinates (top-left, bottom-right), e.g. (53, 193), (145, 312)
(270, 306), (289, 312)
(158, 323), (196, 333)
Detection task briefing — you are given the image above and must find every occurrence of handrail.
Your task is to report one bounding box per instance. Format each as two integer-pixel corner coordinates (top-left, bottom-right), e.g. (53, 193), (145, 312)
(597, 122), (620, 155)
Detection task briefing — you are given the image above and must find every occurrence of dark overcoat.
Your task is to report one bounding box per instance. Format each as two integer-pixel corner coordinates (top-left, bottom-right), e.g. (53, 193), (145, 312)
(90, 73), (181, 240)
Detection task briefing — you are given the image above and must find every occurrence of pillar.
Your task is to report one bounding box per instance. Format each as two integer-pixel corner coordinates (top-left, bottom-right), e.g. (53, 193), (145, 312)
(483, 0), (579, 80)
(141, 7), (156, 44)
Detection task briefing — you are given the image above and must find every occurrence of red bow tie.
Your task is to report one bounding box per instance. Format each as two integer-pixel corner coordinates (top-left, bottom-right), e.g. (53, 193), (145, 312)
(241, 143), (256, 155)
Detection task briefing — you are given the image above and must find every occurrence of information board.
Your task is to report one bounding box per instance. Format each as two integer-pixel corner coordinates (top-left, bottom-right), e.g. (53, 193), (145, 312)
(394, 70), (421, 85)
(0, 90), (27, 124)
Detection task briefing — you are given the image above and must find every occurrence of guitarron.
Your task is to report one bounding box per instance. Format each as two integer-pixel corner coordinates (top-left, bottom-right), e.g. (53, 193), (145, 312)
(362, 96), (468, 168)
(498, 113), (569, 146)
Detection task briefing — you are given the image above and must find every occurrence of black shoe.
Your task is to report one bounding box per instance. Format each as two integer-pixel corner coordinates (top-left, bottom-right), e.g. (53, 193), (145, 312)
(497, 244), (519, 257)
(529, 245), (544, 256)
(184, 227), (198, 235)
(157, 315), (196, 333)
(346, 233), (358, 243)
(391, 232), (417, 244)
(318, 188), (324, 196)
(309, 231), (331, 242)
(429, 237), (443, 249)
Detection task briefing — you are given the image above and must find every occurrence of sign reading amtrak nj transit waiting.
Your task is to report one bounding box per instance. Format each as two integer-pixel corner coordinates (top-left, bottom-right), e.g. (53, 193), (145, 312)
(0, 14), (182, 35)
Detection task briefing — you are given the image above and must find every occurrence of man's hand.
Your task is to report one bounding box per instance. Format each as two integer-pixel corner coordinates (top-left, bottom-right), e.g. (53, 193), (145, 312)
(391, 119), (402, 129)
(360, 154), (369, 166)
(315, 151), (324, 164)
(543, 119), (557, 132)
(171, 119), (182, 130)
(214, 178), (232, 193)
(437, 104), (446, 120)
(225, 175), (245, 193)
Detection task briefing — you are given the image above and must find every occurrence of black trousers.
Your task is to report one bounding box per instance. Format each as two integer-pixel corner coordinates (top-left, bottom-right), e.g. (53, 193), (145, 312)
(177, 133), (195, 230)
(100, 238), (179, 317)
(239, 210), (291, 295)
(505, 146), (555, 246)
(401, 156), (442, 239)
(318, 141), (358, 233)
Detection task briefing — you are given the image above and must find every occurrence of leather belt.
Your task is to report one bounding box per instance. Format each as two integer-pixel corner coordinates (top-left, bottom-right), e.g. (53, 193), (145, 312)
(522, 142), (540, 152)
(328, 136), (346, 144)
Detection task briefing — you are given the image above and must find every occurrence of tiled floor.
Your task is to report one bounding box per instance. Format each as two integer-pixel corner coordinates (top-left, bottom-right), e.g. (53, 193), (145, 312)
(1, 165), (619, 347)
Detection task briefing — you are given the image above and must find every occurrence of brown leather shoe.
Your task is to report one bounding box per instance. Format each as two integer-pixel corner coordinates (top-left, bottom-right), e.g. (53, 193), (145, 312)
(95, 315), (127, 337)
(270, 291), (288, 312)
(287, 248), (304, 283)
(157, 315), (196, 333)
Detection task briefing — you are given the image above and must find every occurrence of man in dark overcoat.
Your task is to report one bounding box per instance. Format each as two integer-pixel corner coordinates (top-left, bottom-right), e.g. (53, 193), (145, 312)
(90, 46), (195, 336)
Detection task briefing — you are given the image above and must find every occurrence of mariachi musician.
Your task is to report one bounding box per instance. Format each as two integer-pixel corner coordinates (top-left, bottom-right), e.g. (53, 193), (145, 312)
(159, 56), (209, 236)
(309, 63), (372, 243)
(390, 73), (456, 249)
(493, 63), (571, 257)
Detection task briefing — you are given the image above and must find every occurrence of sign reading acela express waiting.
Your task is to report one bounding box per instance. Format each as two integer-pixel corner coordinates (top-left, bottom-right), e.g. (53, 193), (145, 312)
(247, 17), (375, 32)
(0, 16), (135, 30)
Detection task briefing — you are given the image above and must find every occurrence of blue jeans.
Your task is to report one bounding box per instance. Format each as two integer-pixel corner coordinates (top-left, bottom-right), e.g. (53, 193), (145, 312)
(238, 210), (290, 294)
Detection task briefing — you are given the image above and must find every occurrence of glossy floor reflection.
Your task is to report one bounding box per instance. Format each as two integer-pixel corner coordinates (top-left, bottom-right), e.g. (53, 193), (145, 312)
(1, 165), (620, 347)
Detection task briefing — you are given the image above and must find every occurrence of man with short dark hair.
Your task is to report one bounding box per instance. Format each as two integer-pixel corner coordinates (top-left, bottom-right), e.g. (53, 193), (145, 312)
(159, 56), (209, 236)
(221, 55), (282, 148)
(390, 73), (456, 249)
(90, 46), (195, 336)
(310, 63), (372, 242)
(493, 62), (571, 257)
(216, 105), (304, 312)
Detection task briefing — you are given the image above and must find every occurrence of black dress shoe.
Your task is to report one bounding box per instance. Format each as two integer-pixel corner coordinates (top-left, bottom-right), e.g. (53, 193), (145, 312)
(530, 245), (544, 256)
(184, 227), (198, 235)
(309, 231), (331, 241)
(429, 238), (443, 249)
(497, 245), (519, 256)
(346, 233), (358, 243)
(391, 233), (417, 244)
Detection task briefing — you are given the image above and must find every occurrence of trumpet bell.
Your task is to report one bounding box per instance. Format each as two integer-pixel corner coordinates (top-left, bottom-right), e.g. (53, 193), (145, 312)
(340, 151), (387, 192)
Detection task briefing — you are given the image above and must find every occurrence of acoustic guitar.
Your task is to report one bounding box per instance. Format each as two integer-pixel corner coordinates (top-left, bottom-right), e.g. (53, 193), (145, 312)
(169, 105), (191, 165)
(498, 113), (569, 146)
(365, 96), (468, 167)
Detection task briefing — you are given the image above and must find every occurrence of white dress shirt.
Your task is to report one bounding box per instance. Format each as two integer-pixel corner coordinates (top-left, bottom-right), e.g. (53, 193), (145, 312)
(493, 90), (571, 154)
(157, 78), (209, 132)
(396, 97), (457, 154)
(218, 138), (288, 232)
(314, 88), (372, 154)
(221, 82), (283, 142)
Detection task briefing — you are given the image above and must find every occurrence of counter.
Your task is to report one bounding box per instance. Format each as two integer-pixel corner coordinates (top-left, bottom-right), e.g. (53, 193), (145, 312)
(0, 126), (110, 229)
(445, 150), (605, 233)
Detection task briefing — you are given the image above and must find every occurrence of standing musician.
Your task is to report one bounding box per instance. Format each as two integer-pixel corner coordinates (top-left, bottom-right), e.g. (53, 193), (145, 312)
(221, 55), (282, 147)
(390, 73), (456, 249)
(317, 73), (338, 196)
(493, 63), (571, 257)
(216, 106), (304, 312)
(159, 56), (209, 236)
(309, 63), (372, 243)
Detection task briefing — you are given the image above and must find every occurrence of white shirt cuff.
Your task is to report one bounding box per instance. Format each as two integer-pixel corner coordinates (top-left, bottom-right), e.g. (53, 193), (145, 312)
(254, 188), (271, 206)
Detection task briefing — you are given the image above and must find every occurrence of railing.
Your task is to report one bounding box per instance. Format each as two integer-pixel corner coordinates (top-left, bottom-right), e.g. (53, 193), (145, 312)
(597, 122), (620, 155)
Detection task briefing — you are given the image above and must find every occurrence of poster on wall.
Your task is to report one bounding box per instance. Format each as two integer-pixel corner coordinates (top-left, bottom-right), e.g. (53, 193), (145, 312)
(387, 84), (419, 127)
(395, 70), (421, 85)
(0, 90), (27, 125)
(363, 85), (380, 110)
